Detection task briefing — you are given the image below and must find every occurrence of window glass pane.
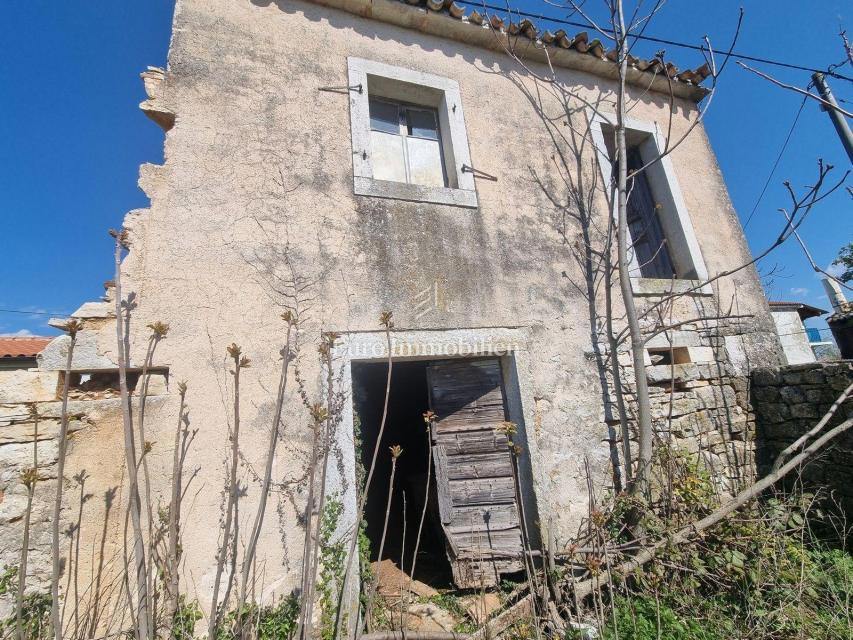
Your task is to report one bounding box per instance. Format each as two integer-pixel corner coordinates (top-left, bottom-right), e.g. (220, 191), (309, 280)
(405, 137), (445, 187)
(406, 108), (439, 140)
(370, 130), (407, 183)
(369, 99), (400, 134)
(626, 148), (676, 278)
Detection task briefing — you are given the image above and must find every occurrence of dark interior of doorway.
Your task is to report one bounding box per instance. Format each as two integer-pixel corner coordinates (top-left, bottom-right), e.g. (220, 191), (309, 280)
(352, 360), (453, 587)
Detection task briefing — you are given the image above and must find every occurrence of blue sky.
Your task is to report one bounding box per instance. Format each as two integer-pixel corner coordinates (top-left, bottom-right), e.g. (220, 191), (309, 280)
(0, 1), (850, 338)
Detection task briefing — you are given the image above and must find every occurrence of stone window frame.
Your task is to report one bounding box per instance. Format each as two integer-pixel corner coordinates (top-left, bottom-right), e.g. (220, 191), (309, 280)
(589, 111), (712, 297)
(347, 57), (478, 208)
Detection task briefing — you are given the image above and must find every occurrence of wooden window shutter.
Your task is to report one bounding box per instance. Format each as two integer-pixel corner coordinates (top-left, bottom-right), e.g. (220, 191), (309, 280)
(426, 358), (524, 588)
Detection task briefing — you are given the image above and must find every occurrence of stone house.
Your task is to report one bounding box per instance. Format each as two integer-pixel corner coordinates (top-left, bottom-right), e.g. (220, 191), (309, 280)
(0, 337), (52, 372)
(1, 0), (784, 615)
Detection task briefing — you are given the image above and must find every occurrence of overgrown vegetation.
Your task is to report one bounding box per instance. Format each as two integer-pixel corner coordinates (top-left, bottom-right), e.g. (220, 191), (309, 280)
(213, 595), (300, 640)
(575, 449), (853, 640)
(594, 510), (853, 639)
(0, 566), (50, 640)
(317, 497), (345, 640)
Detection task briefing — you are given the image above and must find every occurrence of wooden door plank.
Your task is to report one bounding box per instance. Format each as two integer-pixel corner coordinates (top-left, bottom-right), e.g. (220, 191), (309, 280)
(432, 444), (452, 525)
(426, 358), (525, 588)
(448, 476), (516, 506)
(435, 429), (509, 454)
(444, 450), (514, 480)
(446, 504), (520, 533)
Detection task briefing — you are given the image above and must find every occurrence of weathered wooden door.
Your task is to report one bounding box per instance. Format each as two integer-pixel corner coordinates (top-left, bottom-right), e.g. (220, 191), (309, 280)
(426, 358), (524, 588)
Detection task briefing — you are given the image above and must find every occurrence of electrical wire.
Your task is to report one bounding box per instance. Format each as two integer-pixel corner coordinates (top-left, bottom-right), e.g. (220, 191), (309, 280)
(455, 0), (853, 82)
(742, 93), (808, 229)
(0, 308), (70, 317)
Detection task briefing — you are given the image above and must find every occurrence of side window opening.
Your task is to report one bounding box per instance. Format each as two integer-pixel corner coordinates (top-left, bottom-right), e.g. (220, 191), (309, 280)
(647, 347), (691, 366)
(625, 147), (677, 279)
(597, 118), (709, 286)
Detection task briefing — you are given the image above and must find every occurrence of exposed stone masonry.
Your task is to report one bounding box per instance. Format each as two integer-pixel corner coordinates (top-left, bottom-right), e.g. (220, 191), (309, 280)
(0, 362), (168, 620)
(606, 311), (769, 493)
(753, 361), (853, 518)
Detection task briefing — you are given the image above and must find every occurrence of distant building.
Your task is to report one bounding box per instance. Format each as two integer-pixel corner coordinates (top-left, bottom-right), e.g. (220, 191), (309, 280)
(823, 277), (853, 359)
(0, 336), (52, 371)
(769, 301), (828, 365)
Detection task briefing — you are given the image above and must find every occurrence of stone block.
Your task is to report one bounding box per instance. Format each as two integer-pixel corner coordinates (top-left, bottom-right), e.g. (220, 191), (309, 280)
(762, 403), (791, 424)
(646, 363), (698, 384)
(752, 368), (781, 387)
(686, 346), (715, 363)
(803, 369), (826, 385)
(39, 331), (117, 371)
(805, 389), (824, 404)
(0, 371), (59, 404)
(694, 384), (737, 410)
(0, 492), (29, 524)
(0, 418), (86, 445)
(705, 431), (725, 447)
(645, 330), (702, 349)
(71, 300), (113, 319)
(0, 441), (58, 472)
(693, 363), (709, 379)
(753, 386), (780, 403)
(669, 411), (712, 437)
(145, 373), (169, 395)
(651, 397), (698, 419)
(790, 403), (818, 419)
(729, 376), (748, 393)
(779, 386), (806, 404)
(782, 371), (804, 385)
(824, 362), (853, 377)
(830, 376), (853, 391)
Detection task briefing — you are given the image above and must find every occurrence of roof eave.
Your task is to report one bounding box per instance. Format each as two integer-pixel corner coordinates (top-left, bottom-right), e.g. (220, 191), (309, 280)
(769, 301), (828, 320)
(304, 0), (710, 103)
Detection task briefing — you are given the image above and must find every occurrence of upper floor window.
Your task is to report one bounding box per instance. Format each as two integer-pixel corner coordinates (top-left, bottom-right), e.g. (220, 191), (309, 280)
(590, 112), (711, 295)
(347, 58), (478, 208)
(625, 147), (676, 279)
(369, 98), (446, 188)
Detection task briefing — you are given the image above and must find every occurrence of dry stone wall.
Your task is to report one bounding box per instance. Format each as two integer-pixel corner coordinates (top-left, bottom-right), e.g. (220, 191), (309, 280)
(0, 363), (169, 622)
(0, 369), (64, 618)
(604, 311), (773, 495)
(753, 361), (853, 518)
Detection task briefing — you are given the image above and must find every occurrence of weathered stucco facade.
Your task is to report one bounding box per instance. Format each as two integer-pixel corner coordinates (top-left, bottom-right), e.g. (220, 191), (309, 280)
(1, 0), (783, 620)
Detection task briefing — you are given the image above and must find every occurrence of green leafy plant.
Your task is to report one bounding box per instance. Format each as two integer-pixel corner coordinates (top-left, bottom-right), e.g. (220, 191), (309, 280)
(317, 496), (345, 640)
(0, 592), (51, 639)
(215, 594), (300, 640)
(832, 242), (853, 282)
(0, 565), (18, 596)
(256, 594), (300, 640)
(172, 596), (202, 639)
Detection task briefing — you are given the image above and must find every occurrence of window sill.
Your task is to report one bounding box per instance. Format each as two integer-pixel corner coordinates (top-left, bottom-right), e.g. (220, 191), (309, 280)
(354, 176), (478, 208)
(630, 278), (713, 297)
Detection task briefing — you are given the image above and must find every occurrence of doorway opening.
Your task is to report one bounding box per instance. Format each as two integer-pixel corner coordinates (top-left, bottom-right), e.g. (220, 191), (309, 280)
(352, 360), (453, 587)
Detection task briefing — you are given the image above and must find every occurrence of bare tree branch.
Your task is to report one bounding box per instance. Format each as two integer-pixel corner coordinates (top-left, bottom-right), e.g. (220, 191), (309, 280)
(738, 62), (853, 118)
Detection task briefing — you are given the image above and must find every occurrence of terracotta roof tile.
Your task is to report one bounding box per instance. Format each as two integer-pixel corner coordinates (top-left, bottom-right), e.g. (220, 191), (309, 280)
(0, 337), (53, 359)
(385, 0), (710, 88)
